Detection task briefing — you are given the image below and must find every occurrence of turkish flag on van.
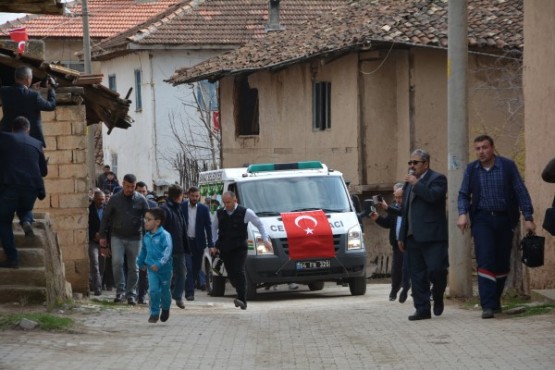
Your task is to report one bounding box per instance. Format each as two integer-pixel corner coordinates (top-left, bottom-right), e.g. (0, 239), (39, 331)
(281, 210), (335, 259)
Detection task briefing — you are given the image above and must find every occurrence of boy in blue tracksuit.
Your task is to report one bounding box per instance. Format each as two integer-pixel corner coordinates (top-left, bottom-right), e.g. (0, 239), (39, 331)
(137, 208), (173, 323)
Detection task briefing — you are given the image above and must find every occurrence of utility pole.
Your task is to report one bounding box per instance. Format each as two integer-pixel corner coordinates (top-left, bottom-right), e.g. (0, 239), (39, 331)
(447, 0), (472, 297)
(82, 0), (96, 188)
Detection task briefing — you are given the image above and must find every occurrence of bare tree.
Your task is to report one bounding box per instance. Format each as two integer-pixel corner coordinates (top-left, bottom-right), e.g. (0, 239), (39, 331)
(159, 82), (221, 188)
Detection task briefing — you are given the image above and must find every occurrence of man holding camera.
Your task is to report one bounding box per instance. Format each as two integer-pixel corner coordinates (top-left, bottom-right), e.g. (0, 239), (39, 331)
(0, 66), (56, 148)
(369, 183), (410, 303)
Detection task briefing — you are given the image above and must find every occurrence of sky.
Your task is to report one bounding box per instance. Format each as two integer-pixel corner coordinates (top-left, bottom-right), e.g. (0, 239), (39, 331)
(0, 13), (26, 25)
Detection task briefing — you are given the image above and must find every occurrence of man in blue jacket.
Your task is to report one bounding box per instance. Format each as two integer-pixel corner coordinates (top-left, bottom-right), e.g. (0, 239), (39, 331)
(182, 186), (214, 300)
(0, 116), (48, 268)
(0, 66), (56, 147)
(458, 135), (536, 319)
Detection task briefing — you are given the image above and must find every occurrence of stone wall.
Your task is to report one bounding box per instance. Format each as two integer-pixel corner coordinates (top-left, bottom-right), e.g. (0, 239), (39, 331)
(31, 105), (90, 295)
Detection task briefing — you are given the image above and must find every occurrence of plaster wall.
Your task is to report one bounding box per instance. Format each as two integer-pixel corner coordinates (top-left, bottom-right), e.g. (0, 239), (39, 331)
(523, 0), (555, 288)
(220, 54), (360, 184)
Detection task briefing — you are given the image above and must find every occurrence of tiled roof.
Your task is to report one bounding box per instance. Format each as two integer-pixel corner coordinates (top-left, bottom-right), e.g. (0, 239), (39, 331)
(168, 0), (523, 85)
(0, 0), (180, 39)
(91, 0), (348, 59)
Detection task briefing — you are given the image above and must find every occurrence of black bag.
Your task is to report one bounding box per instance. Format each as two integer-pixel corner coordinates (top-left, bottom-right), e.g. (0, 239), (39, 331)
(542, 194), (555, 236)
(520, 234), (545, 268)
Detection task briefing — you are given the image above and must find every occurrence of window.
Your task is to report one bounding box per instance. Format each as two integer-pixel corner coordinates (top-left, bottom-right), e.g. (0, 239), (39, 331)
(312, 81), (331, 130)
(62, 61), (84, 72)
(134, 69), (142, 112)
(108, 74), (117, 92)
(196, 80), (219, 111)
(234, 76), (259, 136)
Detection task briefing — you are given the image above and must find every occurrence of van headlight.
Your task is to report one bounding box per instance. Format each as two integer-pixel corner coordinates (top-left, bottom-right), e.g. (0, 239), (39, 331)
(253, 232), (273, 255)
(347, 225), (363, 250)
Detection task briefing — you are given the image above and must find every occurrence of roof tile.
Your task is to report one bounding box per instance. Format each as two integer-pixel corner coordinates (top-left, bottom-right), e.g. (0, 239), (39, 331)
(92, 0), (348, 58)
(169, 0), (523, 85)
(0, 0), (180, 39)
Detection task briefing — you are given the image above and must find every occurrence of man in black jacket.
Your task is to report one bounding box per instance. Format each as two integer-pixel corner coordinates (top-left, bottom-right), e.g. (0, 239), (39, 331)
(0, 66), (56, 147)
(0, 116), (48, 268)
(161, 184), (190, 309)
(398, 149), (448, 321)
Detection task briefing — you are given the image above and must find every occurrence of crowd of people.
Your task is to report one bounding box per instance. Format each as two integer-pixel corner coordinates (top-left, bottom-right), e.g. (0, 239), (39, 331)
(0, 66), (547, 323)
(88, 167), (272, 323)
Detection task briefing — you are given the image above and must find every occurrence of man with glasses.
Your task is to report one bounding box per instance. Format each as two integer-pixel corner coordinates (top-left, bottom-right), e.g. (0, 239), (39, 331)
(398, 149), (448, 321)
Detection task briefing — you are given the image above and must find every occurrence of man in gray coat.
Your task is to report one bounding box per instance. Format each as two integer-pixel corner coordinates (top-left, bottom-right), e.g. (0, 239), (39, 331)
(99, 174), (149, 304)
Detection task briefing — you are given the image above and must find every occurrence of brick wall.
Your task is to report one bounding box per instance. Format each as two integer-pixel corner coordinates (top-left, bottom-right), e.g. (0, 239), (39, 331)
(32, 105), (90, 295)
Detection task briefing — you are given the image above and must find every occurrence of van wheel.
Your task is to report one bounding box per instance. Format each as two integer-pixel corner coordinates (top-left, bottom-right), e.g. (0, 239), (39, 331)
(246, 273), (257, 301)
(308, 281), (324, 291)
(206, 261), (225, 297)
(349, 275), (367, 296)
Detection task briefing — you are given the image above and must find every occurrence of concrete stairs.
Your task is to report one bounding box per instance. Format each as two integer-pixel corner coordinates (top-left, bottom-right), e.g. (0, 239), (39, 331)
(0, 214), (70, 306)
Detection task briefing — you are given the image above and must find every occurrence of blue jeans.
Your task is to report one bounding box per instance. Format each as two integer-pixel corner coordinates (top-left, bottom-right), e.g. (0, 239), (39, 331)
(191, 244), (206, 287)
(148, 263), (172, 316)
(0, 185), (38, 264)
(111, 236), (140, 298)
(172, 254), (188, 301)
(185, 254), (195, 298)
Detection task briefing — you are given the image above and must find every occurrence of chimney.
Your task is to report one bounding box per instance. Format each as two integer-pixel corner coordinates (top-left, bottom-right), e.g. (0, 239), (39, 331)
(266, 0), (285, 32)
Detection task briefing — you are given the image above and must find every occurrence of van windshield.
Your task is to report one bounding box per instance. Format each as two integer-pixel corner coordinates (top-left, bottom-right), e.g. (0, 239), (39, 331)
(236, 176), (352, 216)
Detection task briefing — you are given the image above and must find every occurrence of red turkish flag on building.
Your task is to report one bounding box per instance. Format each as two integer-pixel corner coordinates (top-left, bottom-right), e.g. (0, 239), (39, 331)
(281, 210), (335, 260)
(9, 27), (28, 54)
(212, 111), (220, 133)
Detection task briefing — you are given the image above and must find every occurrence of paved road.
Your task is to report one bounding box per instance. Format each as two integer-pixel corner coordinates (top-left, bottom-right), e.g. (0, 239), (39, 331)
(0, 283), (554, 370)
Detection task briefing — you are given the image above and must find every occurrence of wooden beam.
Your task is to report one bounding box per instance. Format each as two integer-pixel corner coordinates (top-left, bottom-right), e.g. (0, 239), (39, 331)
(0, 0), (64, 15)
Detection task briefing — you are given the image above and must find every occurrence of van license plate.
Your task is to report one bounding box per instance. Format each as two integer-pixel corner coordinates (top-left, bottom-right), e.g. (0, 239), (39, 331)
(296, 260), (330, 270)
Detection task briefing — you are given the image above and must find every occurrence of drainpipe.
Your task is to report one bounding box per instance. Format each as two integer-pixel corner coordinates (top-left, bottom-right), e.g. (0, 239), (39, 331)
(266, 0), (284, 32)
(149, 53), (161, 185)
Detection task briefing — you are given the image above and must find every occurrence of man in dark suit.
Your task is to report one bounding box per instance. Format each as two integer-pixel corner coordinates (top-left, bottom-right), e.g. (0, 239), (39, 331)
(371, 183), (410, 303)
(398, 149), (448, 321)
(0, 116), (48, 268)
(0, 66), (56, 147)
(182, 186), (214, 300)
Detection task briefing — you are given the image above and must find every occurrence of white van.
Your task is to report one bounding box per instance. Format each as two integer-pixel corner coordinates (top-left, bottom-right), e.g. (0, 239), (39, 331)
(198, 161), (367, 299)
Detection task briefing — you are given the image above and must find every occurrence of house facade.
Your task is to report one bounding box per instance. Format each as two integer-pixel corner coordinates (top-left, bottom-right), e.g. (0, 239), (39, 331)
(170, 0), (526, 277)
(91, 0), (348, 189)
(98, 49), (220, 189)
(0, 0), (181, 72)
(523, 0), (555, 289)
